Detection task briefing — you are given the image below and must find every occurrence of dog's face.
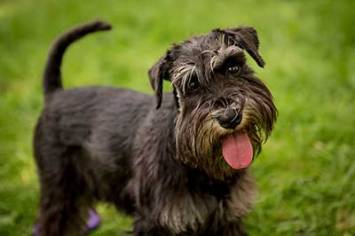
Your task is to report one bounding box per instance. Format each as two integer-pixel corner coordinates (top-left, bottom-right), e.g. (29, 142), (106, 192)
(149, 27), (277, 179)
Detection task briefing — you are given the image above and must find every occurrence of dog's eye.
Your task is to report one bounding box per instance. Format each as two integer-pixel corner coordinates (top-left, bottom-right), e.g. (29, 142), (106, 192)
(223, 57), (241, 75)
(187, 75), (200, 91)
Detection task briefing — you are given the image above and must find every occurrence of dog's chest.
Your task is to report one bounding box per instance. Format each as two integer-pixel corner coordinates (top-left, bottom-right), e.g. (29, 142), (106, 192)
(158, 191), (220, 233)
(159, 189), (253, 233)
(158, 173), (256, 234)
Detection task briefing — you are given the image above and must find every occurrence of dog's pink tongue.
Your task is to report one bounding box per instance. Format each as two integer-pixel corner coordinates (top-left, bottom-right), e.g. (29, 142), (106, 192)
(222, 132), (253, 169)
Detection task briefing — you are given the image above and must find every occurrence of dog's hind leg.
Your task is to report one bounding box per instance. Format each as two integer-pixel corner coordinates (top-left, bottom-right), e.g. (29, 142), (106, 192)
(34, 139), (91, 236)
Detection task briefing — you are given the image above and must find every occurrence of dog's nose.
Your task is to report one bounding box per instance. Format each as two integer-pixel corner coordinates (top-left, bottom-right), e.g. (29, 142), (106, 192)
(216, 108), (242, 129)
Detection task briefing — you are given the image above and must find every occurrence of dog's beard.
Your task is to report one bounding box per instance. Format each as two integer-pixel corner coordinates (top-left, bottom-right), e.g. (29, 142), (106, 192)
(175, 97), (275, 180)
(175, 109), (251, 180)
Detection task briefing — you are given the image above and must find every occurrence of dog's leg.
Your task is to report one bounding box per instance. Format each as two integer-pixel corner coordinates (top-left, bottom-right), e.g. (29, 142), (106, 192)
(133, 216), (171, 236)
(214, 221), (246, 236)
(35, 143), (89, 236)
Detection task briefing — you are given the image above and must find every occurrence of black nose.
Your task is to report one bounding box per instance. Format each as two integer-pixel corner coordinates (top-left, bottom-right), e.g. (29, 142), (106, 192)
(216, 108), (242, 129)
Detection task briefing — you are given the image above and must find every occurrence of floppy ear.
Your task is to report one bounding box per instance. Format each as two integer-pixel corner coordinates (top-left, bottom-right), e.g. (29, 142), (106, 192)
(148, 54), (170, 109)
(222, 27), (265, 67)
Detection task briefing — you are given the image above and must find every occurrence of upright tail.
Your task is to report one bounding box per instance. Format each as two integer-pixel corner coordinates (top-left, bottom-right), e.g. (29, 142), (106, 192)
(43, 20), (111, 96)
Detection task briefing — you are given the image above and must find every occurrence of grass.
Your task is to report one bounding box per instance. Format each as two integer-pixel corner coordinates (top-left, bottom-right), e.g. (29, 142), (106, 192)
(0, 0), (354, 235)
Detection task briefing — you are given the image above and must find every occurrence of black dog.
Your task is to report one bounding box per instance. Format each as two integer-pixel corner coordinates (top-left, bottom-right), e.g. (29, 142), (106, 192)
(33, 21), (277, 236)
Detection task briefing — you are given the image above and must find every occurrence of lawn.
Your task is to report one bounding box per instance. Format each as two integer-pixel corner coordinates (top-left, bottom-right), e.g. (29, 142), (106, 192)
(0, 0), (354, 235)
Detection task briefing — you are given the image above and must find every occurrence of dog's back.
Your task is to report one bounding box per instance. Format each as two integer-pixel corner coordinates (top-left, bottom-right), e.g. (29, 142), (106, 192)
(37, 20), (153, 152)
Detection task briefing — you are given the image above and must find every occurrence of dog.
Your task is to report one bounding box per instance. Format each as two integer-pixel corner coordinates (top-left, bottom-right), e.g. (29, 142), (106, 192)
(33, 20), (277, 236)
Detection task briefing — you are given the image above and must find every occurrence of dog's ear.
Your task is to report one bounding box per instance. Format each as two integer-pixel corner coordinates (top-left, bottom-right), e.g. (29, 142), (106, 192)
(148, 53), (170, 109)
(220, 27), (265, 67)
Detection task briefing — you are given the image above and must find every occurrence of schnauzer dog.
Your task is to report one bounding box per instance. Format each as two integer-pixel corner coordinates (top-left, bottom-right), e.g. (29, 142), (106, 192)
(33, 20), (276, 236)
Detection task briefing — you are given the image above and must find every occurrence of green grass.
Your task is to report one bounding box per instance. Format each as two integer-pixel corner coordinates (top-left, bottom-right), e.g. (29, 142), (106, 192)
(0, 0), (354, 235)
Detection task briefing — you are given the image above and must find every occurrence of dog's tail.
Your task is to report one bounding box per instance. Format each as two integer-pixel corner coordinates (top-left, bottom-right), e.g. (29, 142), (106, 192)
(43, 20), (111, 96)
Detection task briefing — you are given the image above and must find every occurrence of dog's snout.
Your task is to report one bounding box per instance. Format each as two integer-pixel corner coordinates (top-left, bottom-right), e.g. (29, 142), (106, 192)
(216, 108), (242, 129)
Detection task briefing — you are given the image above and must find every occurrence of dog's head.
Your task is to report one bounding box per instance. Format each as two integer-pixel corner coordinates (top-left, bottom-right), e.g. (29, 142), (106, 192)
(148, 27), (277, 179)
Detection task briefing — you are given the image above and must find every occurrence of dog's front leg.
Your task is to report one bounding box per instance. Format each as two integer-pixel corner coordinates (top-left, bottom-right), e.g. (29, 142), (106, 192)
(132, 216), (172, 236)
(214, 221), (247, 236)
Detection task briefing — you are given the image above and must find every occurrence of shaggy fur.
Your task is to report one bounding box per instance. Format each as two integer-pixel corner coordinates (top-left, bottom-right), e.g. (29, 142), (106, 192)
(33, 20), (277, 236)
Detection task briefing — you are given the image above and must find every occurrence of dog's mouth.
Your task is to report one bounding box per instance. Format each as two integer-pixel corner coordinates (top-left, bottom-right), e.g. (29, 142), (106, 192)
(221, 131), (253, 169)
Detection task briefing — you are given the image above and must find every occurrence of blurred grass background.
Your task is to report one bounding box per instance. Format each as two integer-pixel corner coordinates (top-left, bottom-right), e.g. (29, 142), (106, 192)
(0, 0), (354, 235)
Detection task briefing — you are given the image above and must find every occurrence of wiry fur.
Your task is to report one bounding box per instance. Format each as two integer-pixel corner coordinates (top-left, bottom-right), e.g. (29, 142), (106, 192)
(33, 20), (277, 236)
